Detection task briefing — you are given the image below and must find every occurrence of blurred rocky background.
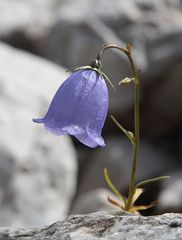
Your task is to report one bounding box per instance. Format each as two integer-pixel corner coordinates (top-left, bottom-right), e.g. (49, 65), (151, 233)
(0, 0), (181, 227)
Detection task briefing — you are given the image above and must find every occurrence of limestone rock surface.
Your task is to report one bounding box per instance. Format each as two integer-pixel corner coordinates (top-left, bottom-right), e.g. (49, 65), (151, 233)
(0, 43), (77, 228)
(0, 211), (182, 240)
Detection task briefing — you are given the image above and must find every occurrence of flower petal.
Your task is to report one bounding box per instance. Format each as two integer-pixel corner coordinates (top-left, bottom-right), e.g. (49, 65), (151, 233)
(33, 69), (108, 147)
(75, 130), (105, 148)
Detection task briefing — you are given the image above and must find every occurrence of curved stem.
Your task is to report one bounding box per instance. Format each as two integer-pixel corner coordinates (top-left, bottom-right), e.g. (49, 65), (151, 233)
(98, 44), (140, 211)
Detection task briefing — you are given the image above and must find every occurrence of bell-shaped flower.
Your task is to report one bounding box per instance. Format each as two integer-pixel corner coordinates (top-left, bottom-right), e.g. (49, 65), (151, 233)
(33, 68), (109, 148)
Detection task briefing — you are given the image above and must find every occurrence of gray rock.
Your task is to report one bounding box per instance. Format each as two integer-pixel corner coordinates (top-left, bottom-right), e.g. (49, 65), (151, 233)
(44, 0), (182, 74)
(0, 1), (51, 33)
(0, 0), (62, 52)
(158, 171), (182, 213)
(0, 42), (77, 227)
(141, 62), (182, 136)
(71, 189), (118, 214)
(0, 211), (182, 239)
(76, 137), (174, 197)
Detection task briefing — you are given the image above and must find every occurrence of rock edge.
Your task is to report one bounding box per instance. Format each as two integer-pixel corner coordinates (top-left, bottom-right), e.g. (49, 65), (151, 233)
(0, 211), (182, 240)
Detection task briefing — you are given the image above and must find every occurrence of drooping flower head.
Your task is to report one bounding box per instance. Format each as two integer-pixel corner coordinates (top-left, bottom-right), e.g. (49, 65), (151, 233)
(33, 60), (110, 148)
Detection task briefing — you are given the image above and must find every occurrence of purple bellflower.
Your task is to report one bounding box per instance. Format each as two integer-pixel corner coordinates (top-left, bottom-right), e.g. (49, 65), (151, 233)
(33, 60), (110, 148)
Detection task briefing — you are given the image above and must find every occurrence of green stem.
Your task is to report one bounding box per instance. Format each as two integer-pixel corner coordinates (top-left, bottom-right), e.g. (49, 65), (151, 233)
(126, 68), (139, 210)
(98, 44), (140, 211)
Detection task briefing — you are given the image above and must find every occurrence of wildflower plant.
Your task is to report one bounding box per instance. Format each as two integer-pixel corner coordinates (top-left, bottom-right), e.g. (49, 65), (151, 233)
(34, 43), (169, 214)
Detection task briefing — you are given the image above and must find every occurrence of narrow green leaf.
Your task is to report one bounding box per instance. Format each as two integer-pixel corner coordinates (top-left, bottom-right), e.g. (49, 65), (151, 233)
(110, 115), (135, 145)
(107, 196), (124, 210)
(104, 168), (126, 206)
(130, 200), (158, 213)
(136, 176), (170, 188)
